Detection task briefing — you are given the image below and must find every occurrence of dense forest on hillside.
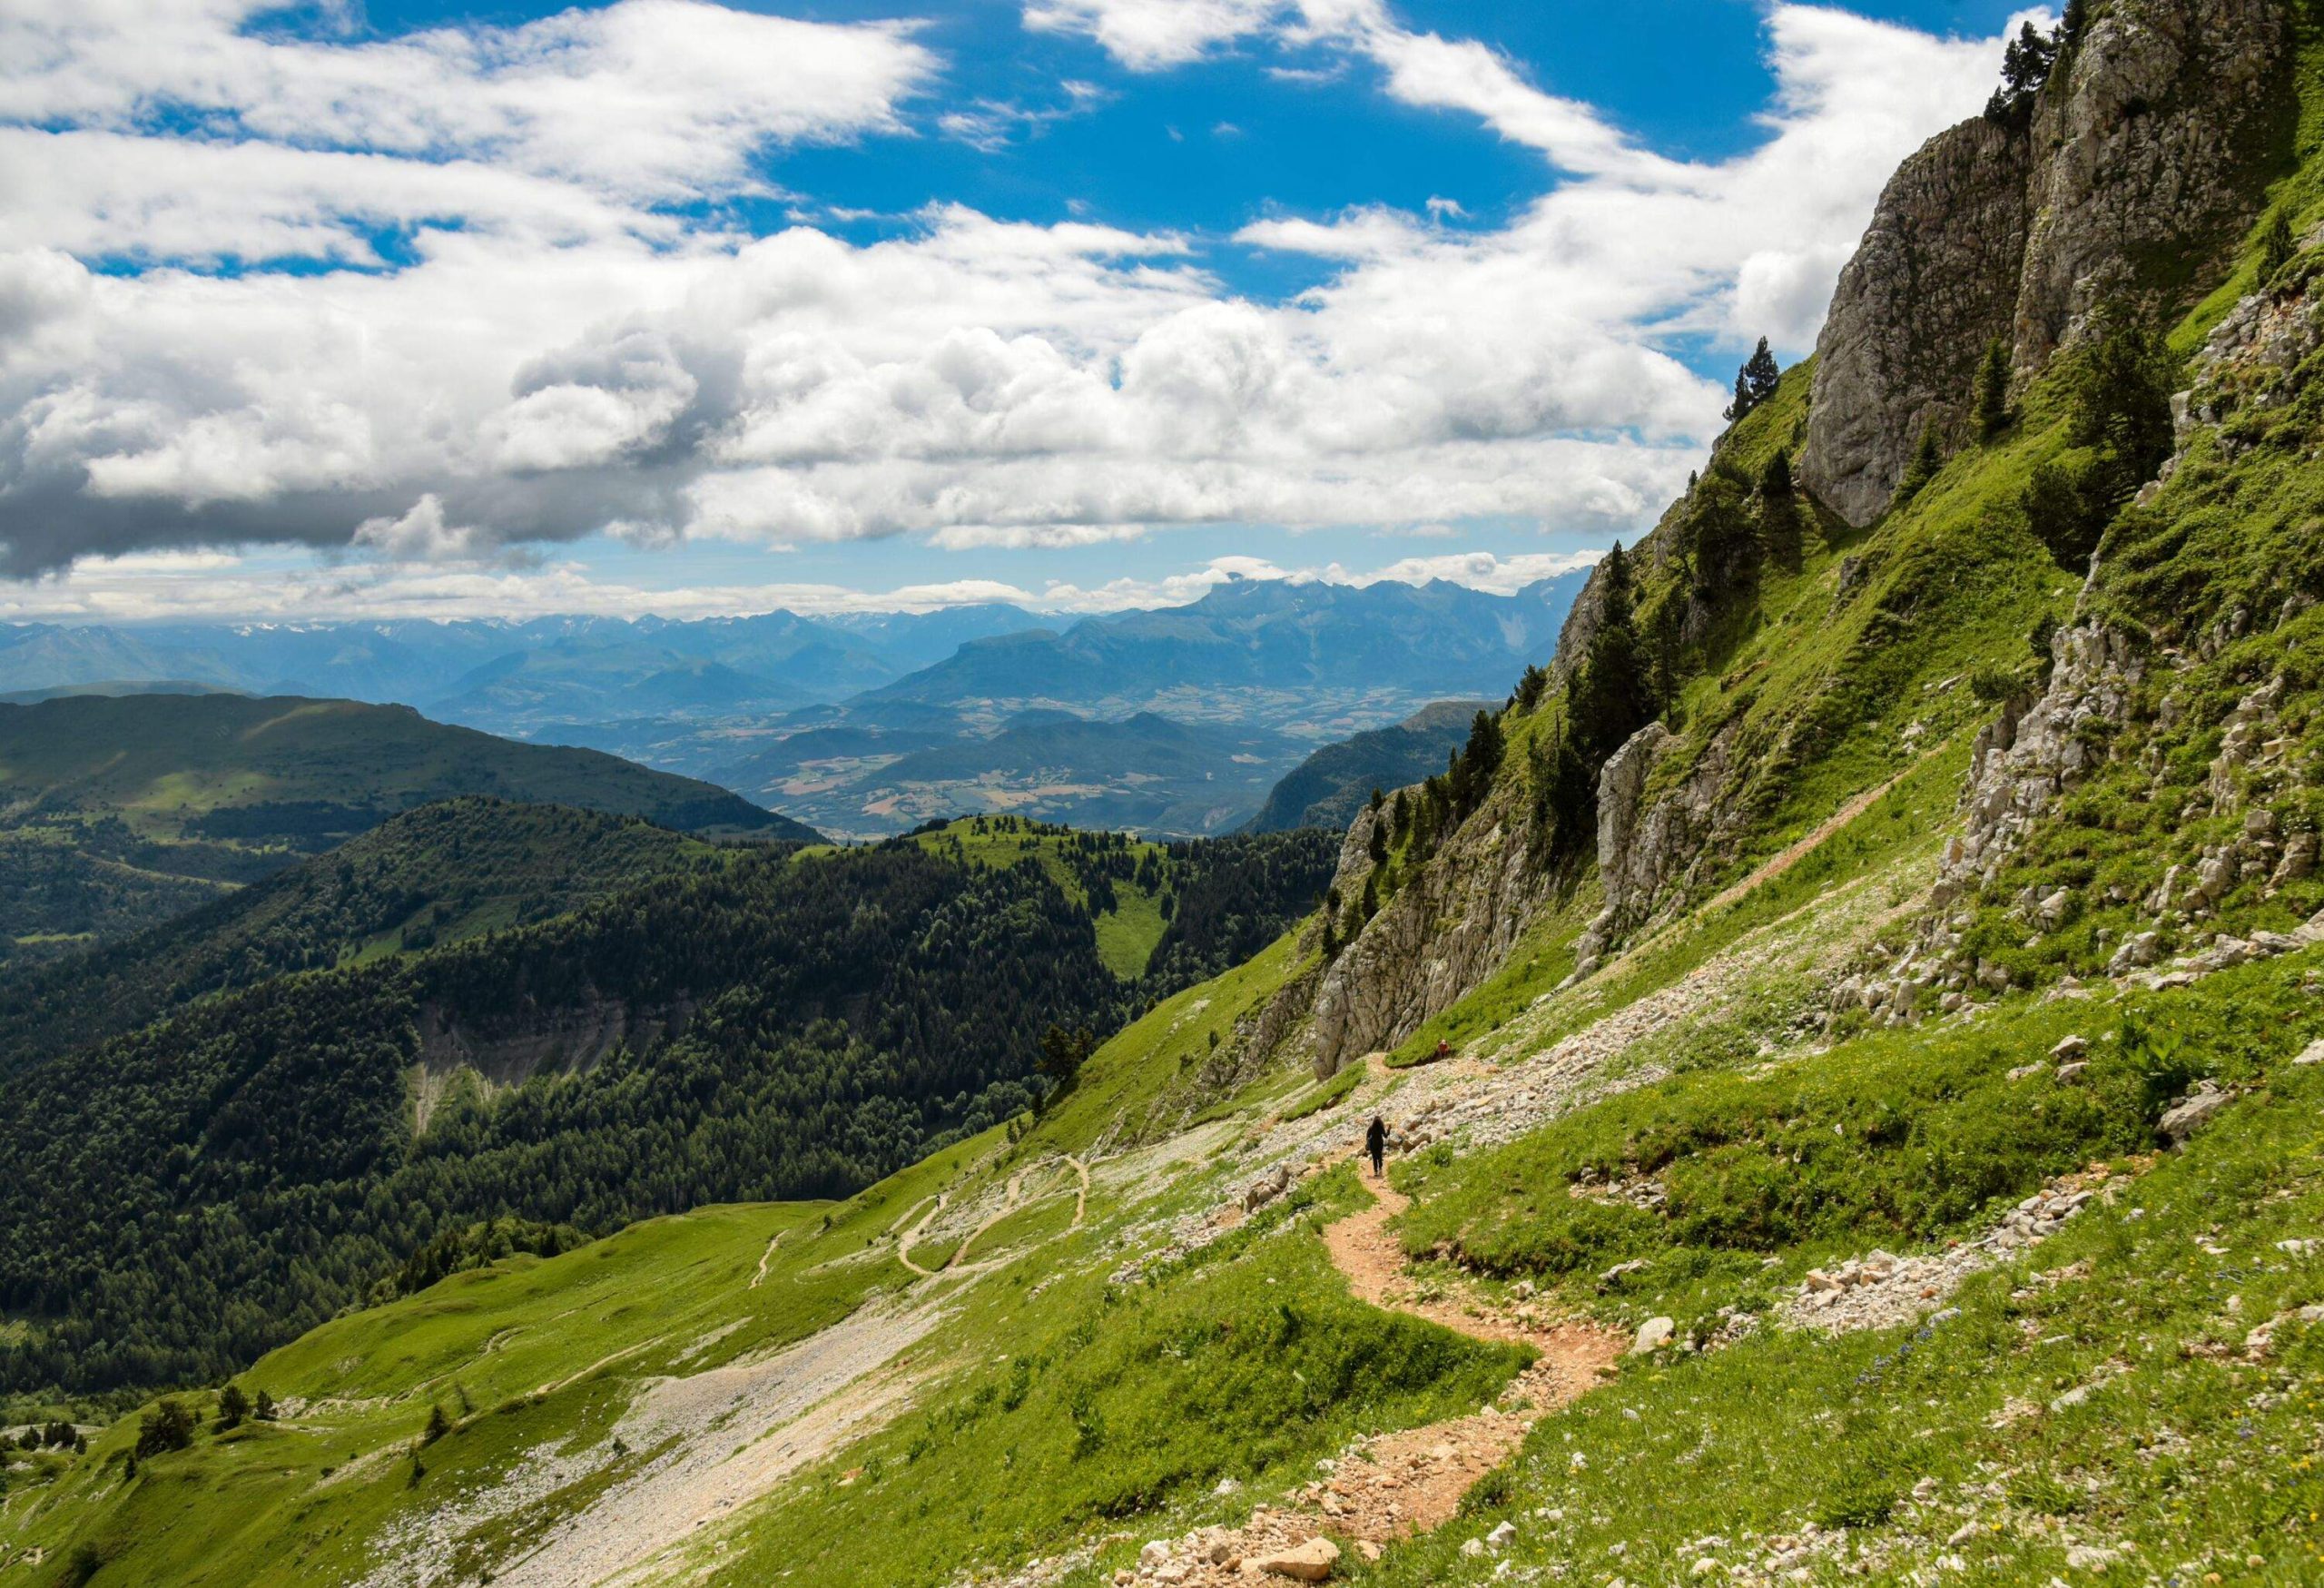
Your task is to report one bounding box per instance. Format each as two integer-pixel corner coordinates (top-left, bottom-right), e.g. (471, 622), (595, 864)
(0, 799), (725, 1075)
(0, 693), (817, 962)
(0, 821), (1334, 1399)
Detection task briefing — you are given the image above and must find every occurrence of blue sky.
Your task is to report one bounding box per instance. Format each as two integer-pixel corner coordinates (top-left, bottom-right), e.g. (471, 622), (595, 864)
(0, 0), (2039, 621)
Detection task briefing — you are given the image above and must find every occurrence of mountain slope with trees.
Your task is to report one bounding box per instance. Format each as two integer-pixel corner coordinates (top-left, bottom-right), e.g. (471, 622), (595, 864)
(0, 693), (817, 962)
(0, 798), (725, 1076)
(0, 818), (1331, 1401)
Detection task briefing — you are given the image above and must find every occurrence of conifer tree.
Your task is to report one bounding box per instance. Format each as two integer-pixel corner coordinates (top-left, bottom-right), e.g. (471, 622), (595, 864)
(1897, 419), (1945, 500)
(1722, 337), (1780, 422)
(1974, 338), (2012, 439)
(2260, 208), (2295, 282)
(1569, 544), (1651, 762)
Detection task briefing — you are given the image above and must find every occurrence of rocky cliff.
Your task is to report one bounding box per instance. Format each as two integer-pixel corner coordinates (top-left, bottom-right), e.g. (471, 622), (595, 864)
(1801, 0), (2288, 527)
(1299, 781), (1551, 1078)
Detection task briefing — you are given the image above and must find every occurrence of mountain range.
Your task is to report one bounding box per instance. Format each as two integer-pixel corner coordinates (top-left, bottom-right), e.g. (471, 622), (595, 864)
(0, 573), (1591, 839)
(0, 693), (815, 962)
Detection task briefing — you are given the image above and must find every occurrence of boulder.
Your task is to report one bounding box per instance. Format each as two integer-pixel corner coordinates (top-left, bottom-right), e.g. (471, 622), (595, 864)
(1632, 1316), (1677, 1355)
(2159, 1080), (2230, 1145)
(1254, 1537), (1340, 1581)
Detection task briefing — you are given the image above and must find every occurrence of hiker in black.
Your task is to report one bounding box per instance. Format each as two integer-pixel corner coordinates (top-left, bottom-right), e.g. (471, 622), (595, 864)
(1364, 1115), (1387, 1178)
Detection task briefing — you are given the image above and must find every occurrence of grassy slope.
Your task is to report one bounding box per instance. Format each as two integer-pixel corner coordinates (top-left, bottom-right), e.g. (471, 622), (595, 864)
(911, 817), (1174, 980)
(1, 928), (1525, 1587)
(0, 694), (805, 840)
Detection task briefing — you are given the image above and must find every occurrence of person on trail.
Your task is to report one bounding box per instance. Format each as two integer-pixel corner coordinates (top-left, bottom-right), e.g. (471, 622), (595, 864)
(1433, 1039), (1452, 1063)
(1364, 1115), (1387, 1179)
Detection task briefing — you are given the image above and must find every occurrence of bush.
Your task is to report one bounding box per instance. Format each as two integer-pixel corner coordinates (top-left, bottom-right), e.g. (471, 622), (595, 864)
(132, 1397), (195, 1460)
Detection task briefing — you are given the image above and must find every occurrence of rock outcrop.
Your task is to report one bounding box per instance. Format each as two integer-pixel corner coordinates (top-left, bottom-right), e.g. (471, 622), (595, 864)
(1797, 115), (2032, 526)
(1931, 622), (2146, 910)
(1303, 777), (1550, 1079)
(1800, 0), (2288, 527)
(417, 995), (694, 1090)
(2014, 0), (2288, 364)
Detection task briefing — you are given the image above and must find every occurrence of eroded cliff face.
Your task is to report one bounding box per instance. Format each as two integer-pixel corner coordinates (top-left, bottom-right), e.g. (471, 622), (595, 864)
(1302, 782), (1551, 1079)
(1248, 2), (2294, 1075)
(1797, 117), (2033, 527)
(1801, 0), (2288, 528)
(2014, 0), (2288, 362)
(417, 996), (694, 1093)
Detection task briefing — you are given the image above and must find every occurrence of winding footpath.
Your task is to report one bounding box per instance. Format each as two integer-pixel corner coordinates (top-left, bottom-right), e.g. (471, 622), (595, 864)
(1093, 1168), (1621, 1586)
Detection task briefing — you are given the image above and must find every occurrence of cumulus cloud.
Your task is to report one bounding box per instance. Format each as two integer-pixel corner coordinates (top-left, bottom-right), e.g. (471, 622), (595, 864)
(0, 0), (2024, 587)
(1022, 0), (1286, 70)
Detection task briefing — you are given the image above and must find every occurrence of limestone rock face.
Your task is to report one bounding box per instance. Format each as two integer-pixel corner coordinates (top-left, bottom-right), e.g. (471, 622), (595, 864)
(1305, 774), (1549, 1078)
(2015, 0), (2288, 364)
(1798, 116), (2032, 527)
(1932, 622), (2145, 909)
(1800, 0), (2288, 528)
(1569, 718), (1754, 977)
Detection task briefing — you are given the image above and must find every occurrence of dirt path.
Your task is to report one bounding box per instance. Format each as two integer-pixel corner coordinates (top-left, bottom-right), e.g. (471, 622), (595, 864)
(747, 1229), (784, 1290)
(1695, 772), (1902, 920)
(1121, 1172), (1620, 1584)
(895, 1192), (950, 1277)
(907, 1157), (1093, 1277)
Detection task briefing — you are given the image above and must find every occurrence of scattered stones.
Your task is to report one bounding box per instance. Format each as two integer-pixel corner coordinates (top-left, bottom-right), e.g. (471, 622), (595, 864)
(1243, 1165), (1291, 1214)
(1783, 1175), (2104, 1333)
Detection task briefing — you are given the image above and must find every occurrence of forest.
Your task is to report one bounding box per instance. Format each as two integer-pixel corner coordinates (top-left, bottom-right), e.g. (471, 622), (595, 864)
(0, 813), (1334, 1401)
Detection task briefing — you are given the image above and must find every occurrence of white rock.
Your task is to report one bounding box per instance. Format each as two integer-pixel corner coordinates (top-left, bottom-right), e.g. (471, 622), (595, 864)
(1487, 1520), (1518, 1551)
(1631, 1317), (1677, 1355)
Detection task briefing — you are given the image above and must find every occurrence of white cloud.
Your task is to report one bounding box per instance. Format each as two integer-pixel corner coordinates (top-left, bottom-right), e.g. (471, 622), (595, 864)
(0, 1), (2024, 588)
(1022, 0), (1286, 71)
(0, 0), (937, 202)
(0, 544), (1597, 622)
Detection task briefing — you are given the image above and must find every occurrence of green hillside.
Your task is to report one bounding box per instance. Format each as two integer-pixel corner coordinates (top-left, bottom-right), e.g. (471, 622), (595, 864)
(910, 814), (1336, 981)
(0, 693), (817, 962)
(0, 816), (1331, 1407)
(1243, 700), (1492, 834)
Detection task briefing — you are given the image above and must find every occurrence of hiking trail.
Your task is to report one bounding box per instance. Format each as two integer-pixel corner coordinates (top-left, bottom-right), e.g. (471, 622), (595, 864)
(1108, 1167), (1620, 1584)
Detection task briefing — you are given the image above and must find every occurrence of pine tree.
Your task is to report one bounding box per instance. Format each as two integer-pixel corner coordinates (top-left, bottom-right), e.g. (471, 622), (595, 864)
(2260, 208), (2295, 282)
(1721, 338), (1780, 423)
(1756, 449), (1803, 571)
(1742, 337), (1780, 407)
(1984, 20), (2058, 124)
(1512, 662), (1550, 713)
(1569, 544), (1651, 763)
(1897, 419), (1945, 500)
(1974, 338), (2012, 440)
